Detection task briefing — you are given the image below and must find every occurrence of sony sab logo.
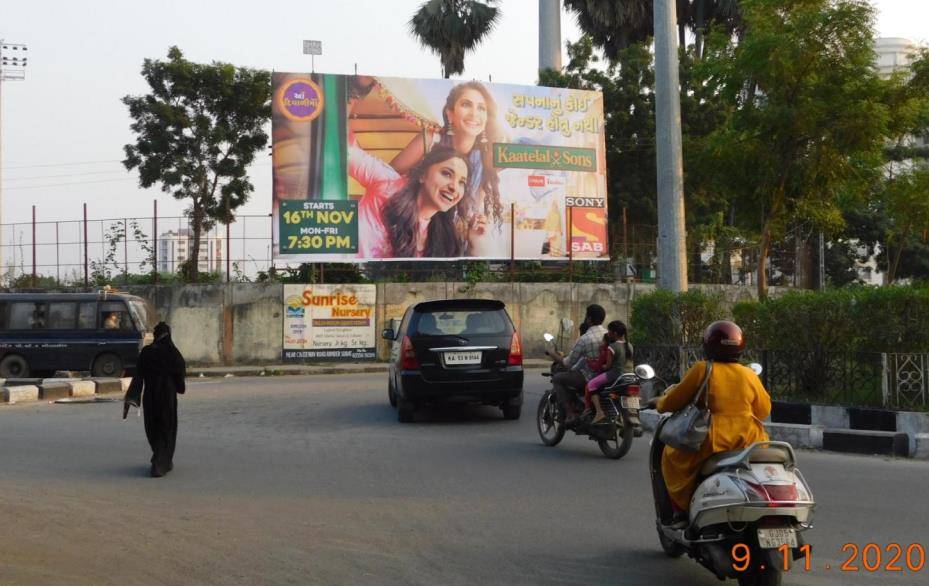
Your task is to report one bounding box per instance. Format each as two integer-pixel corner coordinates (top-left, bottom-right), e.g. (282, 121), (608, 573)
(279, 77), (324, 122)
(565, 196), (605, 208)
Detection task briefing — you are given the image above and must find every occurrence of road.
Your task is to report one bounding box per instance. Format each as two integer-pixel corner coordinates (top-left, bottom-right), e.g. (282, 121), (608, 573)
(1, 371), (927, 585)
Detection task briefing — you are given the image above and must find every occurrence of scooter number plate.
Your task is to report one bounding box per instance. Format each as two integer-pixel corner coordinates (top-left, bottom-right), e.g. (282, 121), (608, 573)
(757, 527), (797, 549)
(620, 396), (640, 409)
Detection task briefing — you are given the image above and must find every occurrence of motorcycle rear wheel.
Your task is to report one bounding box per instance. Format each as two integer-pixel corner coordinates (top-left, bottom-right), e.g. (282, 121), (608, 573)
(537, 391), (565, 446)
(597, 409), (634, 459)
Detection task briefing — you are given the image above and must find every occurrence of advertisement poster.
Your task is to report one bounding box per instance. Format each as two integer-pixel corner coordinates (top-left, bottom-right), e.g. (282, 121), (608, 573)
(282, 284), (377, 362)
(272, 73), (608, 262)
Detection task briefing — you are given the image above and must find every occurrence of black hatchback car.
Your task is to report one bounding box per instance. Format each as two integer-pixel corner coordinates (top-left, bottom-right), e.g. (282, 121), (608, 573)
(383, 299), (524, 423)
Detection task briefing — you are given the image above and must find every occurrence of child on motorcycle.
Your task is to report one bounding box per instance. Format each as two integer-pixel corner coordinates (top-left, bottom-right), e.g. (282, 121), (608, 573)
(582, 321), (634, 424)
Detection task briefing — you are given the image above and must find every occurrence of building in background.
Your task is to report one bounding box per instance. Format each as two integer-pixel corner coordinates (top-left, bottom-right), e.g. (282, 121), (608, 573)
(158, 229), (224, 274)
(875, 37), (919, 78)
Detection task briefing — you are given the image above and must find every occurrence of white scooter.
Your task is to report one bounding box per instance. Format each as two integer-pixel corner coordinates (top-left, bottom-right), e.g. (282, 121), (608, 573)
(649, 366), (815, 585)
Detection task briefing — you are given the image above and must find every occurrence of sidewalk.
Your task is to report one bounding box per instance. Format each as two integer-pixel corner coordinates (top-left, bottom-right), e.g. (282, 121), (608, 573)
(188, 359), (551, 378)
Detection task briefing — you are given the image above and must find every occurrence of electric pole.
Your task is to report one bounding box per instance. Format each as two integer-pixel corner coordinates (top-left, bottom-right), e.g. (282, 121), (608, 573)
(0, 40), (29, 282)
(653, 0), (688, 291)
(538, 0), (562, 72)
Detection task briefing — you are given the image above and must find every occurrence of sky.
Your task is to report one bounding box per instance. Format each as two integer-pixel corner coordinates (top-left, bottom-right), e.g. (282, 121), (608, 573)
(1, 0), (926, 235)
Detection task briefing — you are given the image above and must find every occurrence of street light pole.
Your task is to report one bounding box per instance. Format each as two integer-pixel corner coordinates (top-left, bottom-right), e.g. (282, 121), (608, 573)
(653, 1), (688, 292)
(0, 40), (29, 282)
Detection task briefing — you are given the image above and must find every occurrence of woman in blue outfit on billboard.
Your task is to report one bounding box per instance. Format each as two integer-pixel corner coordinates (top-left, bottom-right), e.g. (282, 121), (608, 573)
(391, 81), (504, 234)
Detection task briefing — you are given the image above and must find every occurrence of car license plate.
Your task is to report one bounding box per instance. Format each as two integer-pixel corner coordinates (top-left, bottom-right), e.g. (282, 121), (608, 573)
(757, 527), (798, 549)
(620, 396), (640, 409)
(444, 351), (482, 365)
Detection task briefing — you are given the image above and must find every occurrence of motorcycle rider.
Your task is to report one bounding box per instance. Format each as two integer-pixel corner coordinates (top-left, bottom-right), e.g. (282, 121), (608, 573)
(545, 304), (608, 425)
(648, 320), (771, 526)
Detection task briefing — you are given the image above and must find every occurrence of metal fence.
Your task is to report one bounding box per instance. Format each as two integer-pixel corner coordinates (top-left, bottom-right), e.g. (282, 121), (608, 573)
(637, 346), (928, 410)
(0, 206), (799, 287)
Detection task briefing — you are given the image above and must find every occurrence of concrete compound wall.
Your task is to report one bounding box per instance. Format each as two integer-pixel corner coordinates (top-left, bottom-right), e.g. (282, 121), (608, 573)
(122, 282), (765, 366)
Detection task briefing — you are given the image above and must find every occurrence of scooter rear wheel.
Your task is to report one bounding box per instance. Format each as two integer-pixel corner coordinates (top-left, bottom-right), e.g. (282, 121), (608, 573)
(537, 391), (566, 446)
(737, 565), (782, 586)
(656, 523), (684, 558)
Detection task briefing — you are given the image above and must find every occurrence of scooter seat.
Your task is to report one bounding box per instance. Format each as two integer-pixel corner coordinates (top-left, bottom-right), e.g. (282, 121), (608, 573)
(700, 446), (790, 476)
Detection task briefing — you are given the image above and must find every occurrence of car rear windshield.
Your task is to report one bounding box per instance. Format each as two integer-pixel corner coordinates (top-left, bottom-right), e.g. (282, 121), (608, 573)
(412, 309), (510, 336)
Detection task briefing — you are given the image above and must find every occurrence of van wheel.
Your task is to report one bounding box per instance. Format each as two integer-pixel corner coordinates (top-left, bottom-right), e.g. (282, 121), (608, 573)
(0, 354), (30, 378)
(92, 353), (124, 377)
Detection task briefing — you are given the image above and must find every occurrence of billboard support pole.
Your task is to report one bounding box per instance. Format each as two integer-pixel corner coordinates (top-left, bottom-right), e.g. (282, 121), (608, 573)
(83, 203), (88, 288)
(622, 206), (628, 282)
(568, 206), (574, 283)
(31, 205), (36, 287)
(509, 202), (515, 281)
(153, 200), (158, 284)
(123, 218), (129, 283)
(226, 221), (231, 283)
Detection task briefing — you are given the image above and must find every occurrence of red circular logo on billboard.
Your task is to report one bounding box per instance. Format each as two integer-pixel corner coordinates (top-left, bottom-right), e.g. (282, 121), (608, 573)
(279, 77), (324, 122)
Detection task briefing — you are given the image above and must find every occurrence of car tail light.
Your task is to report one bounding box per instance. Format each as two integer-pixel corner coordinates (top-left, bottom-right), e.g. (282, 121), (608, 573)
(400, 336), (419, 370)
(626, 384), (640, 396)
(507, 332), (523, 366)
(763, 483), (799, 502)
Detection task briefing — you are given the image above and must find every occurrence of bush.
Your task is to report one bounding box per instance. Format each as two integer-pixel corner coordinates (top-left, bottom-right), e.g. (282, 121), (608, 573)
(630, 289), (727, 346)
(734, 285), (929, 353)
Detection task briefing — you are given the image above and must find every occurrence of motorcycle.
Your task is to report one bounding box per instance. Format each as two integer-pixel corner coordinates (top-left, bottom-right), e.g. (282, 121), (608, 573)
(649, 365), (816, 585)
(536, 329), (655, 459)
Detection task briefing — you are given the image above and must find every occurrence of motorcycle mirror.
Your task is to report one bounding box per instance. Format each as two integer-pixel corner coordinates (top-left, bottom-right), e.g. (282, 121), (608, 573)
(634, 364), (656, 380)
(543, 332), (555, 343)
(561, 318), (574, 331)
(748, 362), (763, 376)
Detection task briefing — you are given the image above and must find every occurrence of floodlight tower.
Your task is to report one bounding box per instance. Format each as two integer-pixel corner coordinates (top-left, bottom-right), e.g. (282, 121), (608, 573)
(0, 40), (29, 280)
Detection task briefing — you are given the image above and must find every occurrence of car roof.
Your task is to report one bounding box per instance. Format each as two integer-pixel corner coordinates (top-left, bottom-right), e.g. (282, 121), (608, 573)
(413, 299), (506, 313)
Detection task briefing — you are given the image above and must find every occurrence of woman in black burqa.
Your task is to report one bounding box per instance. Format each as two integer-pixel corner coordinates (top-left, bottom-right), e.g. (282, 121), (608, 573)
(124, 322), (186, 477)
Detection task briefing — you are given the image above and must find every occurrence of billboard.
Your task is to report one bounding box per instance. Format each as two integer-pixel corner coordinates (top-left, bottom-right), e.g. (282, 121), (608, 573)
(282, 284), (377, 362)
(272, 73), (608, 262)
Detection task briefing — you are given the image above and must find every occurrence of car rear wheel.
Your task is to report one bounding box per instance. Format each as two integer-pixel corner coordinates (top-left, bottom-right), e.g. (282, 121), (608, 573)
(501, 403), (521, 420)
(92, 353), (124, 377)
(397, 398), (415, 423)
(388, 379), (398, 408)
(0, 354), (30, 378)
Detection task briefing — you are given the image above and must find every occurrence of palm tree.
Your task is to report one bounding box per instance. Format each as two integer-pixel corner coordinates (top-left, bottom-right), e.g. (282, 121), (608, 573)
(409, 0), (501, 78)
(565, 1), (743, 63)
(563, 0), (654, 64)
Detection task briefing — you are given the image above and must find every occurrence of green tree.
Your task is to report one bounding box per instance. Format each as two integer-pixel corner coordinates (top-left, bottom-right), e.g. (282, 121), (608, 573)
(122, 47), (271, 281)
(408, 0), (501, 78)
(540, 37), (658, 239)
(701, 0), (887, 298)
(881, 167), (929, 283)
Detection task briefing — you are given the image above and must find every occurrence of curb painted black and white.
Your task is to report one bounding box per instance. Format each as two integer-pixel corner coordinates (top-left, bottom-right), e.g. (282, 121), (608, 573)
(639, 409), (929, 461)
